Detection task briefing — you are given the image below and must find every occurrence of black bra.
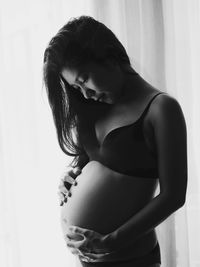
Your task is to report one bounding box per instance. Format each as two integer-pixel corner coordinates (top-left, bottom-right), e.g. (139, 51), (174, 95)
(82, 92), (165, 178)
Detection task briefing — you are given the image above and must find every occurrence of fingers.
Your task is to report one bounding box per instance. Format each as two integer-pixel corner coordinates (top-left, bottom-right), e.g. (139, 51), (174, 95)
(83, 251), (111, 259)
(67, 242), (94, 262)
(73, 167), (82, 176)
(65, 227), (112, 263)
(68, 248), (92, 262)
(85, 251), (111, 256)
(58, 191), (68, 206)
(58, 181), (73, 205)
(67, 166), (82, 178)
(62, 175), (74, 184)
(61, 166), (81, 185)
(79, 249), (113, 263)
(68, 226), (91, 237)
(58, 184), (68, 194)
(58, 181), (69, 204)
(65, 230), (89, 252)
(66, 239), (91, 261)
(67, 239), (86, 250)
(79, 256), (92, 262)
(58, 166), (81, 206)
(67, 167), (81, 179)
(68, 247), (85, 257)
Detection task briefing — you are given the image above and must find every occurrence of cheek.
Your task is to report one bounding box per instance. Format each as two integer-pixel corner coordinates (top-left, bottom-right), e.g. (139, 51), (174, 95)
(96, 76), (114, 92)
(89, 70), (116, 93)
(87, 77), (105, 93)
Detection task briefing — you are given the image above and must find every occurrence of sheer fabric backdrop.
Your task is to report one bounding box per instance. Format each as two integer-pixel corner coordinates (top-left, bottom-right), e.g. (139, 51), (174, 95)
(0, 1), (199, 267)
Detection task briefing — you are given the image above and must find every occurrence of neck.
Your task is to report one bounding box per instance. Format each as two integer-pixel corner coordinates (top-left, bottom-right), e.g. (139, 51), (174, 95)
(115, 71), (145, 105)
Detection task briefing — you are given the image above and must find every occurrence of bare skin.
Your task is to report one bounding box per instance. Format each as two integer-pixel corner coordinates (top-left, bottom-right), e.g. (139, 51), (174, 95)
(61, 91), (162, 265)
(61, 161), (158, 261)
(95, 86), (160, 146)
(60, 62), (187, 265)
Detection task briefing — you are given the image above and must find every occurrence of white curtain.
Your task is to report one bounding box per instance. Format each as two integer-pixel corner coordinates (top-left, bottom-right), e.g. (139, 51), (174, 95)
(0, 1), (199, 267)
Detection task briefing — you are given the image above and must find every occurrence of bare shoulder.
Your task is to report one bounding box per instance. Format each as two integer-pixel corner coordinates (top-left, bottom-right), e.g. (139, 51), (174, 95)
(148, 92), (186, 128)
(147, 91), (187, 206)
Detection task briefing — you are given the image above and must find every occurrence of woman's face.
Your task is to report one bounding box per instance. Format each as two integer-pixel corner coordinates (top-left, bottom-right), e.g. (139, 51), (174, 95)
(60, 60), (124, 104)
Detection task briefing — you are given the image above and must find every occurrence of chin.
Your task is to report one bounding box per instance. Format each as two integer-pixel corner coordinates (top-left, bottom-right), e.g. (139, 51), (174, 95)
(103, 99), (113, 104)
(104, 96), (115, 104)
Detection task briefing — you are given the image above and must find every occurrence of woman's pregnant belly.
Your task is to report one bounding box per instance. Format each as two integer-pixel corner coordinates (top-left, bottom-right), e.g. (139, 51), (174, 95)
(60, 161), (158, 260)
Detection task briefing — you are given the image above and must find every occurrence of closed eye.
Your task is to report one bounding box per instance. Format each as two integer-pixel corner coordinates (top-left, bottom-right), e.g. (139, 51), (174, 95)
(72, 84), (81, 91)
(72, 74), (89, 91)
(78, 74), (89, 84)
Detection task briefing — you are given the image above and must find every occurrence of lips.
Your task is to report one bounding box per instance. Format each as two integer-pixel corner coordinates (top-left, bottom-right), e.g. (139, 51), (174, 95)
(97, 94), (104, 102)
(90, 94), (105, 102)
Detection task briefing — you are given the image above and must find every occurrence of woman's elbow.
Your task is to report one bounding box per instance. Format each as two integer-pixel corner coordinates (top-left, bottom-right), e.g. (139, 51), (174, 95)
(176, 195), (186, 209)
(161, 191), (186, 211)
(173, 185), (187, 209)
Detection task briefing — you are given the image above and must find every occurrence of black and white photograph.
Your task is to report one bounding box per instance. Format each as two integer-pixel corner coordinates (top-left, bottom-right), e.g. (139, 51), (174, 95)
(0, 1), (199, 267)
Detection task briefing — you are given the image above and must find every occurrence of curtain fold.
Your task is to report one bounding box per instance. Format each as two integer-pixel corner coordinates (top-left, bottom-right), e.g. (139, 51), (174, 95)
(0, 1), (199, 266)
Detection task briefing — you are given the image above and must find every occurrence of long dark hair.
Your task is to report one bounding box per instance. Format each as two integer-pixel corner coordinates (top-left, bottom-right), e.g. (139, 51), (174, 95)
(43, 15), (131, 167)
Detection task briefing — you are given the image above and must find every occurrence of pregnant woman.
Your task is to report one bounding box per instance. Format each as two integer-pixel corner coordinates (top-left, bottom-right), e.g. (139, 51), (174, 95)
(43, 16), (187, 267)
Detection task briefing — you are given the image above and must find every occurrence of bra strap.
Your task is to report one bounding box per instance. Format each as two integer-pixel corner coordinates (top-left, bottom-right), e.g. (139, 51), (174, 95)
(139, 92), (166, 121)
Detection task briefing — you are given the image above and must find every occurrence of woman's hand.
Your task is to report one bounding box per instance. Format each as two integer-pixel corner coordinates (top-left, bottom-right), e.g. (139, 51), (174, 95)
(65, 225), (118, 263)
(58, 166), (81, 206)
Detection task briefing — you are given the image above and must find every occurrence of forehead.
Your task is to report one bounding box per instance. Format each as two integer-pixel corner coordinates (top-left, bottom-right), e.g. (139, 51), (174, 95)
(61, 67), (79, 85)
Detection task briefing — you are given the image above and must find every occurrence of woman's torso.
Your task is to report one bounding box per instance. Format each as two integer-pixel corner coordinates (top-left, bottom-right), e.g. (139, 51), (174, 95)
(61, 88), (165, 261)
(82, 88), (163, 178)
(61, 161), (158, 261)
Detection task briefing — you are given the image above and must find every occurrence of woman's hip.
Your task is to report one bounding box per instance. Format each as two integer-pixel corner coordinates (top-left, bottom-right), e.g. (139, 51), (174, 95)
(78, 241), (161, 267)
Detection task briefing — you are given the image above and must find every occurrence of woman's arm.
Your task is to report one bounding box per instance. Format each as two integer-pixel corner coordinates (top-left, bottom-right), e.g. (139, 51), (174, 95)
(110, 94), (188, 250)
